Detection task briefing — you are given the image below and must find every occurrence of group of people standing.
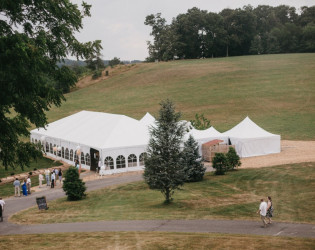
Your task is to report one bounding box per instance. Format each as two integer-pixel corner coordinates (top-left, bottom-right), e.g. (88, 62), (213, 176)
(12, 168), (63, 197)
(257, 196), (274, 227)
(13, 175), (32, 197)
(41, 168), (63, 188)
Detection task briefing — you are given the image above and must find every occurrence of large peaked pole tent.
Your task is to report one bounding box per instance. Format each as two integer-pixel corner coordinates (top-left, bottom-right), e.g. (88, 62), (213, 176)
(222, 116), (281, 157)
(30, 111), (150, 174)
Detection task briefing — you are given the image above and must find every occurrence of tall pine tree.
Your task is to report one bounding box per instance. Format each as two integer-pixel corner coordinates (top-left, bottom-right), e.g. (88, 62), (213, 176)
(182, 135), (206, 182)
(143, 99), (186, 203)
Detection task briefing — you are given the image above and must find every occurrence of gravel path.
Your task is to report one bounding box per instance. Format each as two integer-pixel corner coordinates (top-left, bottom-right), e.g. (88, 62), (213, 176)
(240, 140), (315, 168)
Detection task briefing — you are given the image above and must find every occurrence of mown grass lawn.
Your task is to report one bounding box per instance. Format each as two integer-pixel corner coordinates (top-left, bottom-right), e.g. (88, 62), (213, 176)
(44, 53), (315, 140)
(11, 162), (315, 224)
(0, 232), (314, 250)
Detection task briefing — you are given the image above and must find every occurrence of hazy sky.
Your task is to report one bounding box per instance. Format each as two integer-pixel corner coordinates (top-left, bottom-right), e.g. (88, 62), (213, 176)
(72, 0), (314, 61)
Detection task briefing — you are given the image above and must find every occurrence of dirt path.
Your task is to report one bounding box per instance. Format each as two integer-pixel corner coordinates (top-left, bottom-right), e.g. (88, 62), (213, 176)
(240, 140), (315, 168)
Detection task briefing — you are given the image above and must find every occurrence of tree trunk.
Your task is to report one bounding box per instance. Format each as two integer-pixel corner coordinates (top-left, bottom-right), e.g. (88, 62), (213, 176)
(226, 45), (229, 57)
(165, 188), (170, 203)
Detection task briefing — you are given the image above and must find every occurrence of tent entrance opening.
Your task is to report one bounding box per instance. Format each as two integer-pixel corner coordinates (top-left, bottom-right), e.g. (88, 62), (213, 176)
(90, 148), (99, 171)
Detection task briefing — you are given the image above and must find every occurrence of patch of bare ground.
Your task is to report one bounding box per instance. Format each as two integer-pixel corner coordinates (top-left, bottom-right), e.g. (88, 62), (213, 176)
(73, 64), (138, 90)
(240, 140), (315, 168)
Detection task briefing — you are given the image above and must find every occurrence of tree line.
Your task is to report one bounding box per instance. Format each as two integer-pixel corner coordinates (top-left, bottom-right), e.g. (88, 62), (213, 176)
(145, 5), (315, 61)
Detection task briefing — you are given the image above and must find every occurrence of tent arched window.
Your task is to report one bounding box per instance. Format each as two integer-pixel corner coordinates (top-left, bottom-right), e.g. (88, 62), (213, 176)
(61, 147), (65, 158)
(81, 152), (85, 165)
(74, 151), (78, 162)
(65, 148), (69, 160)
(70, 149), (74, 161)
(85, 153), (90, 166)
(35, 139), (37, 144)
(45, 142), (49, 152)
(139, 152), (147, 166)
(116, 155), (126, 169)
(49, 143), (53, 154)
(57, 147), (61, 157)
(128, 154), (137, 167)
(53, 144), (57, 155)
(104, 156), (114, 170)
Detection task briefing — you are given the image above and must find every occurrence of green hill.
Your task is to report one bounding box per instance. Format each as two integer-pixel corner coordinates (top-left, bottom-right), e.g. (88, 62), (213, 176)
(47, 53), (315, 140)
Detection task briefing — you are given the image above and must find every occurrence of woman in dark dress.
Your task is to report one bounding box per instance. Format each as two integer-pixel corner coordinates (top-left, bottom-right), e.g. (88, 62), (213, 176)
(266, 196), (273, 224)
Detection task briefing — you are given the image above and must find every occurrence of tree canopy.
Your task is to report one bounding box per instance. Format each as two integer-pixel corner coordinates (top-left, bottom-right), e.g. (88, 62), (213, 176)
(0, 0), (102, 169)
(145, 5), (315, 61)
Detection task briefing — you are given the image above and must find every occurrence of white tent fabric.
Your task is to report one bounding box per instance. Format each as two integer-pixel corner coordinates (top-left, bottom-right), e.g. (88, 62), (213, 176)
(139, 112), (156, 127)
(222, 117), (280, 158)
(31, 111), (150, 173)
(185, 126), (228, 154)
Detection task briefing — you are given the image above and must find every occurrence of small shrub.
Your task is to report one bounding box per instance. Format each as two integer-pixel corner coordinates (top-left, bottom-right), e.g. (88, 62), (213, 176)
(226, 147), (241, 170)
(105, 70), (109, 76)
(33, 168), (37, 171)
(29, 172), (33, 175)
(63, 167), (86, 201)
(10, 172), (15, 176)
(212, 153), (228, 175)
(92, 70), (102, 79)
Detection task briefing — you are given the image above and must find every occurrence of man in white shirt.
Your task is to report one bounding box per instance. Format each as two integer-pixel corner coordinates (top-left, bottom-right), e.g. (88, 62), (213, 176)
(0, 197), (5, 222)
(257, 198), (267, 227)
(26, 176), (31, 194)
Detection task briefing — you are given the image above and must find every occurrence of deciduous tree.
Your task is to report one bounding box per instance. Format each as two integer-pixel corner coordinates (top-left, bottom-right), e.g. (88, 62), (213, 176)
(0, 0), (102, 169)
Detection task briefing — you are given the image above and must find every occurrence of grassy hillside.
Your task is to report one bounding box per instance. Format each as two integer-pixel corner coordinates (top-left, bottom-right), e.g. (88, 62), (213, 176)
(47, 54), (315, 140)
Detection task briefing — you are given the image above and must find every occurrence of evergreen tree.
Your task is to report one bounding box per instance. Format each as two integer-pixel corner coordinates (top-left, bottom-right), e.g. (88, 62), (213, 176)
(212, 153), (228, 175)
(182, 135), (206, 182)
(226, 147), (241, 170)
(63, 167), (86, 201)
(143, 99), (186, 203)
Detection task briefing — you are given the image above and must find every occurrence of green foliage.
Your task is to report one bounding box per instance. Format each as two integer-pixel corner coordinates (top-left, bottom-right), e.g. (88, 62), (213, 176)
(143, 99), (186, 203)
(145, 5), (315, 61)
(190, 113), (211, 130)
(212, 153), (228, 175)
(109, 57), (123, 67)
(226, 147), (241, 170)
(62, 167), (86, 201)
(85, 56), (105, 71)
(0, 0), (102, 170)
(92, 70), (102, 79)
(182, 135), (206, 182)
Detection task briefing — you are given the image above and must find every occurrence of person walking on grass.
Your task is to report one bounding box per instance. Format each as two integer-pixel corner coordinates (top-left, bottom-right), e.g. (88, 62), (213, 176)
(257, 198), (267, 228)
(26, 175), (31, 194)
(0, 197), (5, 222)
(13, 178), (21, 197)
(266, 196), (273, 224)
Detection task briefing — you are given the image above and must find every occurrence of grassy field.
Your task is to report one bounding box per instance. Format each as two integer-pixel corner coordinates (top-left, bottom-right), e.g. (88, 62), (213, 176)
(0, 232), (314, 250)
(44, 53), (315, 140)
(11, 162), (315, 224)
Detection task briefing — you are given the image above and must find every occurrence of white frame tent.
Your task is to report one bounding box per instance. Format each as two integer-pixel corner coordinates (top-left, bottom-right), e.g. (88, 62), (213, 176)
(222, 116), (281, 158)
(30, 111), (150, 174)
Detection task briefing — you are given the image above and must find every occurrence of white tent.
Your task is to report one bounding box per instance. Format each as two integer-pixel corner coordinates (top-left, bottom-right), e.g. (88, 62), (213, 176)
(30, 111), (150, 173)
(139, 112), (156, 128)
(185, 126), (228, 154)
(222, 117), (280, 158)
